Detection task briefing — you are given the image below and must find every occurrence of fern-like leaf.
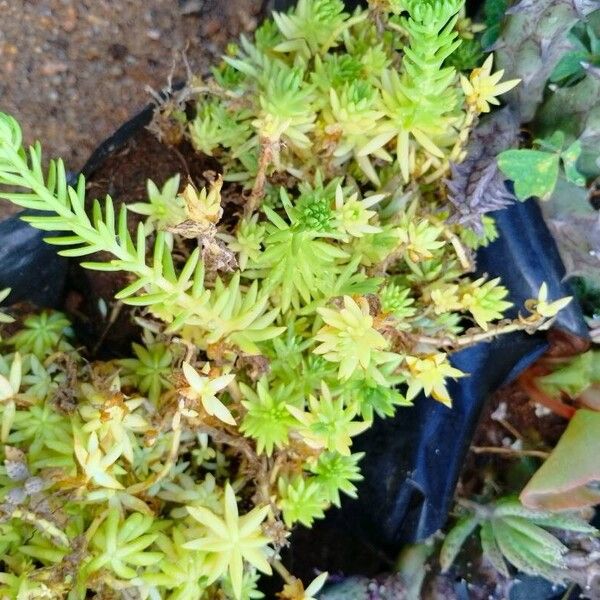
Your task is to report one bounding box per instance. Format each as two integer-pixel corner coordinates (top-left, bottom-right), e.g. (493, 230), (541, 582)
(0, 114), (282, 353)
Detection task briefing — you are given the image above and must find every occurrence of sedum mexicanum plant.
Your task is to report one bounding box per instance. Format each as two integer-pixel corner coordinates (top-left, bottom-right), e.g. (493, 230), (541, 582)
(0, 0), (569, 598)
(189, 0), (521, 190)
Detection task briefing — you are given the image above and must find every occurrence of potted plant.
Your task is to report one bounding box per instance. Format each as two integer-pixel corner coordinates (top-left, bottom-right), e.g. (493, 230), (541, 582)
(0, 0), (596, 598)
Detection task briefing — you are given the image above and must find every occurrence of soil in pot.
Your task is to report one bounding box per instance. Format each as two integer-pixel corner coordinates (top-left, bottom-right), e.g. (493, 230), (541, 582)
(68, 126), (220, 357)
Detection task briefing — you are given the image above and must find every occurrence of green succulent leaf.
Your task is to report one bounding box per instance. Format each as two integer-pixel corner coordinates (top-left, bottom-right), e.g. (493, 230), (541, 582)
(501, 517), (567, 562)
(480, 521), (509, 577)
(560, 140), (586, 186)
(442, 495), (596, 583)
(492, 520), (567, 584)
(440, 514), (479, 572)
(537, 350), (600, 399)
(520, 409), (600, 511)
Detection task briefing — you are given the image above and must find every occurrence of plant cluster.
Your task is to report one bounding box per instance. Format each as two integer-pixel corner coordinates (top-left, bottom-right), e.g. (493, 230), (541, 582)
(441, 496), (597, 584)
(0, 0), (574, 598)
(476, 0), (600, 302)
(436, 0), (600, 578)
(186, 0), (518, 189)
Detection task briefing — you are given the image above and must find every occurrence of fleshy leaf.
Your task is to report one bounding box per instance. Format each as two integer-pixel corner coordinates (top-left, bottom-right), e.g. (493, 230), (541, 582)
(520, 409), (600, 510)
(480, 521), (510, 577)
(440, 514), (479, 572)
(539, 179), (600, 289)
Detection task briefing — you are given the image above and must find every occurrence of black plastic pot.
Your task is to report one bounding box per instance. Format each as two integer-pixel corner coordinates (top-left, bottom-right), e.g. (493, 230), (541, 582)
(347, 197), (587, 548)
(0, 213), (68, 309)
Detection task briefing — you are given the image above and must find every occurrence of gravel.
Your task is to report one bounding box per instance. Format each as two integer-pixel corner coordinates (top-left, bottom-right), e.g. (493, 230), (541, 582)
(0, 0), (265, 170)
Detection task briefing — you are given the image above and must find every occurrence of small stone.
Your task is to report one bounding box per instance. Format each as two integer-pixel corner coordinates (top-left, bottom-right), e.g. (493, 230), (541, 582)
(4, 466), (25, 486)
(108, 43), (128, 60)
(4, 447), (28, 481)
(180, 0), (206, 15)
(146, 28), (161, 41)
(534, 402), (552, 417)
(40, 60), (68, 76)
(24, 476), (46, 495)
(203, 18), (221, 37)
(62, 6), (78, 32)
(490, 401), (508, 421)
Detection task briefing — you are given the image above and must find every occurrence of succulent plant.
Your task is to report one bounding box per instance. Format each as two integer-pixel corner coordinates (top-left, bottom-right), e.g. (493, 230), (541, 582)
(0, 1), (575, 597)
(493, 0), (598, 122)
(441, 497), (597, 584)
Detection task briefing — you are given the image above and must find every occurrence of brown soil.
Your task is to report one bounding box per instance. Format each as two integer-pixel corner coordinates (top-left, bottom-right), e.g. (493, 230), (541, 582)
(458, 340), (578, 500)
(67, 124), (220, 356)
(0, 0), (266, 220)
(84, 129), (216, 207)
(0, 202), (21, 221)
(475, 380), (568, 450)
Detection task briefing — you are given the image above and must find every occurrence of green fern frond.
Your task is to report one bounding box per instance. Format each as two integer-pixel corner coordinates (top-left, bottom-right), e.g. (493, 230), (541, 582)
(0, 115), (282, 354)
(379, 0), (462, 181)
